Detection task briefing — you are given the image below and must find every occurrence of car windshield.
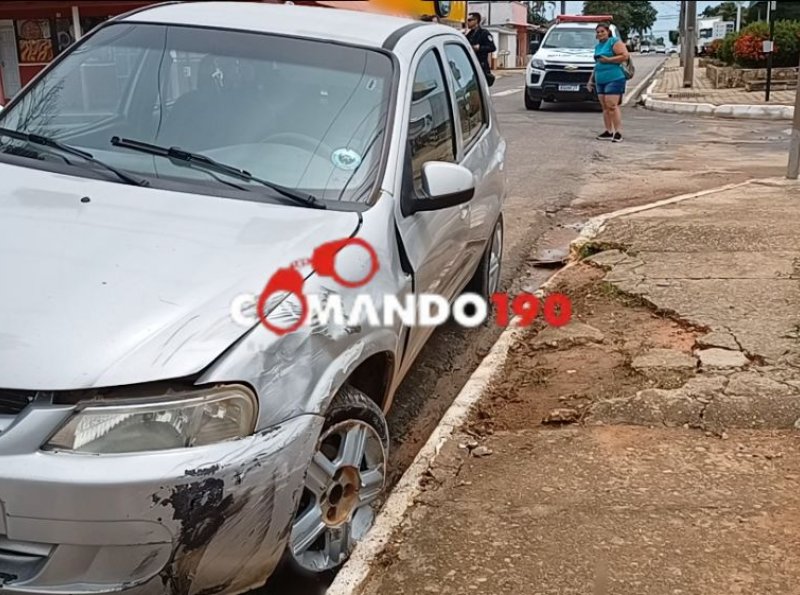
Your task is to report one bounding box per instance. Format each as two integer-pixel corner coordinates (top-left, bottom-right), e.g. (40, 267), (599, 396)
(542, 28), (599, 50)
(0, 23), (393, 204)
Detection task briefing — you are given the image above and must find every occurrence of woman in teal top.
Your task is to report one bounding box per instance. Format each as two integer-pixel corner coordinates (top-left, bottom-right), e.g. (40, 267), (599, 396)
(587, 23), (629, 143)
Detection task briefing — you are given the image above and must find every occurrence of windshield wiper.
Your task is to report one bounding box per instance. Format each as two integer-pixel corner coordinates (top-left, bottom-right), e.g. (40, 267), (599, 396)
(0, 127), (148, 187)
(110, 136), (326, 210)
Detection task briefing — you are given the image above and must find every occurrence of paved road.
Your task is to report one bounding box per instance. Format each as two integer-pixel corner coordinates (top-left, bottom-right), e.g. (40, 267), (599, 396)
(491, 53), (666, 107)
(258, 53), (792, 595)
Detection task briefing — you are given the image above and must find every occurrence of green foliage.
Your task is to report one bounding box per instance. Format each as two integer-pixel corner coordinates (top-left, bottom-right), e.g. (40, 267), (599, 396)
(747, 1), (800, 24)
(740, 20), (770, 38)
(719, 31), (739, 64)
(706, 38), (724, 58)
(726, 20), (800, 68)
(528, 1), (556, 25)
(582, 1), (657, 40)
(627, 1), (658, 36)
(668, 30), (679, 45)
(772, 19), (800, 67)
(730, 22), (767, 68)
(702, 1), (742, 23)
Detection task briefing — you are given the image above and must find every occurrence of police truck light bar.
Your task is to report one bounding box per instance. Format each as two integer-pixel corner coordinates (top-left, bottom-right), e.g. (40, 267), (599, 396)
(556, 15), (613, 23)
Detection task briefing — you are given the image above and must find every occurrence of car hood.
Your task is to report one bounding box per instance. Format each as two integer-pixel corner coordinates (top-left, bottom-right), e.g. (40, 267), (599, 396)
(0, 162), (361, 390)
(535, 47), (595, 64)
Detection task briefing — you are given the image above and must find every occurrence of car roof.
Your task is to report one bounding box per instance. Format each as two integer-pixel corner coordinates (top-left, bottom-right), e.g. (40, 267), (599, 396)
(119, 1), (425, 49)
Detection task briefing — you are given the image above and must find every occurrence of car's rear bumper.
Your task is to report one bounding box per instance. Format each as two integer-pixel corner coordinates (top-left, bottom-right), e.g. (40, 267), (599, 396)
(0, 408), (322, 594)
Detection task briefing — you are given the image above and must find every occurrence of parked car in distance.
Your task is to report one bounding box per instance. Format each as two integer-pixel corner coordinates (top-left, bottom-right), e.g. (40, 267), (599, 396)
(655, 44), (667, 54)
(640, 45), (651, 54)
(0, 2), (507, 594)
(666, 46), (679, 55)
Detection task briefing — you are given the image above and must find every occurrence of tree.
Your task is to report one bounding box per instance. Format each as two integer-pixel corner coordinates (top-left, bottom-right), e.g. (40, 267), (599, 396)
(668, 30), (679, 45)
(747, 1), (800, 23)
(528, 1), (555, 25)
(582, 1), (656, 40)
(701, 2), (740, 23)
(627, 1), (658, 37)
(656, 36), (664, 45)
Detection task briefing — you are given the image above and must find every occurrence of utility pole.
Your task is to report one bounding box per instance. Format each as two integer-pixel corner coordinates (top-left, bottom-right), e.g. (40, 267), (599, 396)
(678, 0), (686, 67)
(765, 1), (777, 102)
(736, 1), (743, 32)
(683, 1), (697, 88)
(560, 1), (566, 15)
(787, 56), (800, 179)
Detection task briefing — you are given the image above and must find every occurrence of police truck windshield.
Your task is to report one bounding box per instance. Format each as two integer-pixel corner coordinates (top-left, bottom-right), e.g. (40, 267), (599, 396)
(543, 28), (599, 49)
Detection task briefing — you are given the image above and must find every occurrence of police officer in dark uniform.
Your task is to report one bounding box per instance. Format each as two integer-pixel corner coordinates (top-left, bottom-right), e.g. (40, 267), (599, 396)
(465, 12), (496, 86)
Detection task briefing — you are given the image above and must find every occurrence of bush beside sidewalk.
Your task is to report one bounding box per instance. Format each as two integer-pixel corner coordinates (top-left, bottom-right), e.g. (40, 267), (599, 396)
(350, 179), (800, 595)
(644, 57), (795, 119)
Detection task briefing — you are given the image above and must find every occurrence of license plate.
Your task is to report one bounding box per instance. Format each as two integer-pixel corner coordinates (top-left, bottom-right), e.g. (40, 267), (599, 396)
(559, 84), (580, 92)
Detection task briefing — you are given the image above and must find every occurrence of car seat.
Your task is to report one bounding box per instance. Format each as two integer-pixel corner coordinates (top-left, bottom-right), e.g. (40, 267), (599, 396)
(158, 54), (237, 151)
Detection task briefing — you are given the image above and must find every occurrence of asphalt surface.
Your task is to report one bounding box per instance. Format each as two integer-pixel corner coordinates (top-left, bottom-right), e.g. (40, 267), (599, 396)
(259, 53), (794, 594)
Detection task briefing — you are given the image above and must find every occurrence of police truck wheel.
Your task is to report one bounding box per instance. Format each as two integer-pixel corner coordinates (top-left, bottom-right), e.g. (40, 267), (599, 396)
(525, 94), (541, 110)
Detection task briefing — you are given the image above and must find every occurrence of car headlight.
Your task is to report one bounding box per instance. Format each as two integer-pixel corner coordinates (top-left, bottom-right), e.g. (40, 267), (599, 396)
(44, 385), (258, 454)
(531, 58), (546, 70)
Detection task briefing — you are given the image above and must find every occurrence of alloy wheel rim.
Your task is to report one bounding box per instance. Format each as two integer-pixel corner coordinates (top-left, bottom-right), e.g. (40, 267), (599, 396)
(290, 420), (386, 572)
(488, 223), (503, 295)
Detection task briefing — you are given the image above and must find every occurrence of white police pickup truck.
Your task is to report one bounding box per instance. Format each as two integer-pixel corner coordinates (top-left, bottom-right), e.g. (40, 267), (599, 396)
(525, 15), (621, 111)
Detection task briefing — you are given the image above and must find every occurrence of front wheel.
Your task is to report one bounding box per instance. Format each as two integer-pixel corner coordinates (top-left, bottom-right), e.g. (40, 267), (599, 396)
(525, 93), (542, 110)
(288, 385), (388, 574)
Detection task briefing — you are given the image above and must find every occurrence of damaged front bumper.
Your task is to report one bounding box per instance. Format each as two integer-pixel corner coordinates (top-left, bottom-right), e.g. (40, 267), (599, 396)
(0, 406), (322, 594)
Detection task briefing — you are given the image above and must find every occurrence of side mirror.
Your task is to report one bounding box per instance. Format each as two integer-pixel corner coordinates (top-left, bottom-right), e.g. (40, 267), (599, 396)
(530, 40), (541, 53)
(410, 162), (475, 214)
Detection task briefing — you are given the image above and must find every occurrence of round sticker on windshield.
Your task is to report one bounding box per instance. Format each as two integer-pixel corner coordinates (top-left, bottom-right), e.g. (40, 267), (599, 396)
(331, 148), (362, 171)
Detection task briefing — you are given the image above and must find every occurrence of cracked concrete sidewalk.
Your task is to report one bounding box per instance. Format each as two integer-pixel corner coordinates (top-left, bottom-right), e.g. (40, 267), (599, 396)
(356, 179), (800, 595)
(585, 178), (800, 432)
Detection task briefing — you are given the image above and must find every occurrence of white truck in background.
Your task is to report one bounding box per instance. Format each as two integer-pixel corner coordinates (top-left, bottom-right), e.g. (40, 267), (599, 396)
(525, 15), (622, 111)
(697, 16), (735, 55)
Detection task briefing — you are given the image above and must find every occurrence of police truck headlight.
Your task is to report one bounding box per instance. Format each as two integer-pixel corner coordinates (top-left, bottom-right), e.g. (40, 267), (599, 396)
(531, 58), (546, 69)
(44, 385), (258, 454)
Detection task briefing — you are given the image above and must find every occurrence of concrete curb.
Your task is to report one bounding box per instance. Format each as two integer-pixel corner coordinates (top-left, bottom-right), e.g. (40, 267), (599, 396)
(570, 178), (763, 258)
(623, 59), (667, 107)
(326, 265), (578, 595)
(494, 68), (525, 78)
(641, 78), (659, 102)
(641, 77), (794, 120)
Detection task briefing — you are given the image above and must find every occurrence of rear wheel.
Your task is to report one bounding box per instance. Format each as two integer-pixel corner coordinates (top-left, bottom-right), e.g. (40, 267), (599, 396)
(525, 93), (542, 110)
(288, 386), (388, 575)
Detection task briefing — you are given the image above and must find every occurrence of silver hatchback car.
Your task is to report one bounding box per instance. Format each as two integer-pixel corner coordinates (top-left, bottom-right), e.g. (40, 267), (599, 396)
(0, 2), (506, 593)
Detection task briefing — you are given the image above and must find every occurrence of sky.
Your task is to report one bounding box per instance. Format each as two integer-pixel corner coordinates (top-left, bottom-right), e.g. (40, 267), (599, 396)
(559, 1), (721, 36)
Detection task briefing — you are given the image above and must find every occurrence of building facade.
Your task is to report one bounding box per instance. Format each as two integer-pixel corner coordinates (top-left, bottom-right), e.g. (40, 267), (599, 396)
(0, 0), (468, 103)
(697, 15), (734, 54)
(467, 1), (542, 68)
(0, 1), (156, 101)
